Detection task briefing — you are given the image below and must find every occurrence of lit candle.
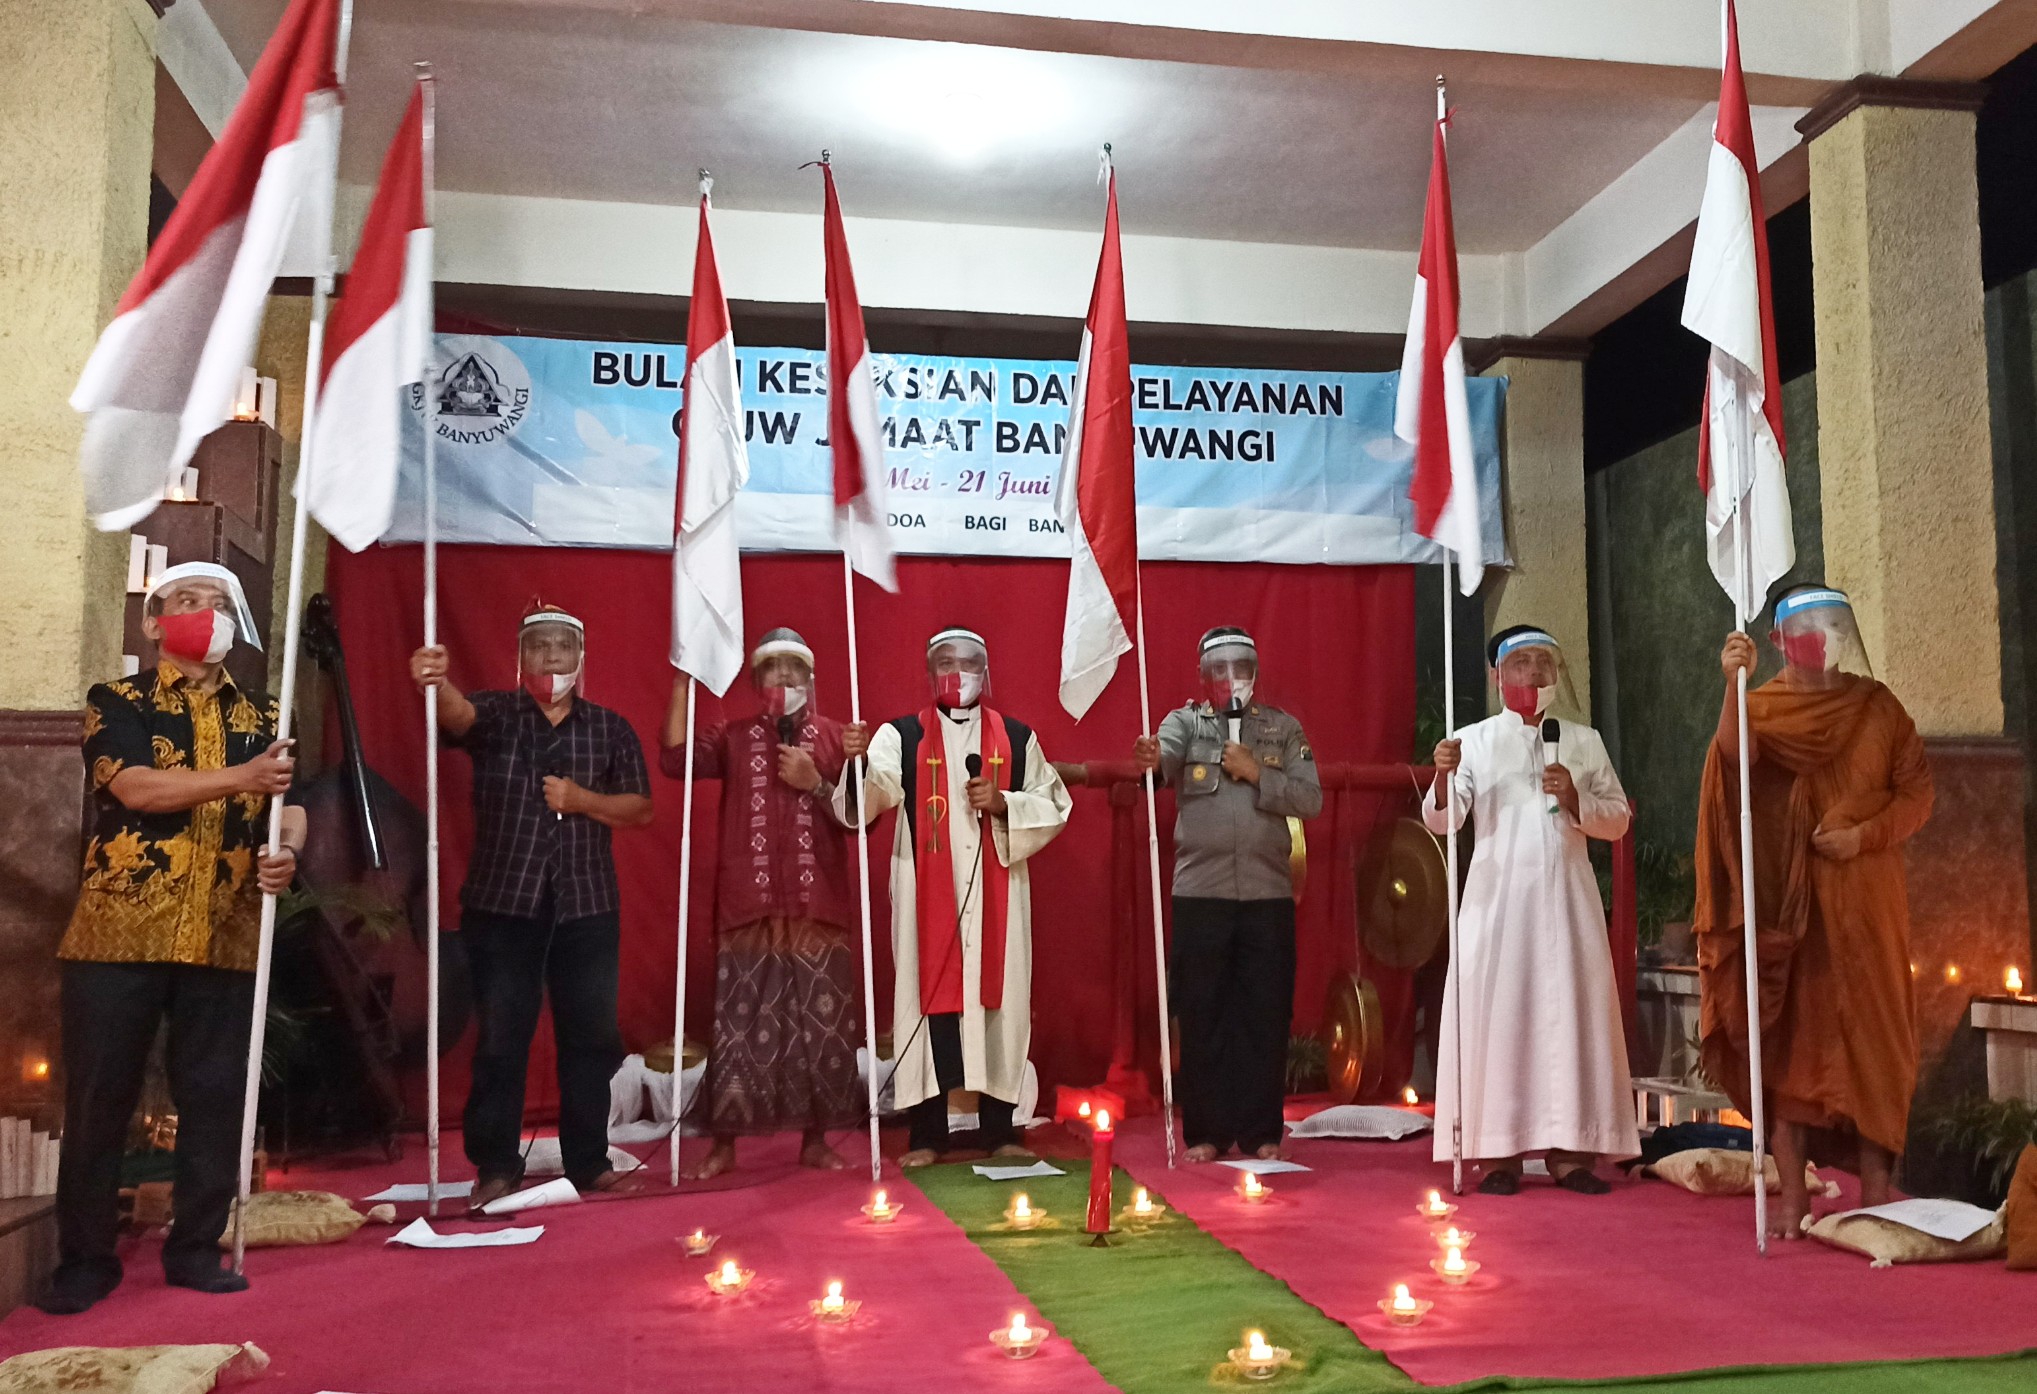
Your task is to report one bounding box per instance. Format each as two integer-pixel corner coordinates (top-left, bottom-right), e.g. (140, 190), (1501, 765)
(706, 1257), (755, 1295)
(1435, 1224), (1475, 1250)
(719, 1260), (740, 1287)
(682, 1228), (717, 1257)
(2010, 966), (2026, 996)
(1078, 1100), (1092, 1119)
(1243, 1174), (1265, 1199)
(1009, 1312), (1033, 1343)
(1946, 963), (1963, 985)
(1443, 1246), (1467, 1274)
(1418, 1189), (1456, 1220)
(1134, 1187), (1153, 1214)
(821, 1280), (844, 1313)
(1246, 1330), (1273, 1362)
(1086, 1109), (1116, 1236)
(863, 1188), (901, 1223)
(1392, 1284), (1416, 1313)
(1402, 1086), (1420, 1105)
(1431, 1242), (1481, 1285)
(1014, 1193), (1031, 1218)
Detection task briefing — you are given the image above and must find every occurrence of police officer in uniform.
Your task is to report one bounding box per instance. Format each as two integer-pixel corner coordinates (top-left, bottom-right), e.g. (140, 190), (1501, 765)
(1135, 627), (1321, 1161)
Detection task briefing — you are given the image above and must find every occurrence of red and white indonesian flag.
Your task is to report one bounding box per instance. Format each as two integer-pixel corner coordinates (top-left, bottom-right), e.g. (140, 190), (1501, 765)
(670, 193), (751, 695)
(821, 165), (897, 592)
(1395, 107), (1483, 595)
(1055, 170), (1139, 720)
(1682, 0), (1794, 620)
(72, 0), (340, 531)
(306, 82), (431, 554)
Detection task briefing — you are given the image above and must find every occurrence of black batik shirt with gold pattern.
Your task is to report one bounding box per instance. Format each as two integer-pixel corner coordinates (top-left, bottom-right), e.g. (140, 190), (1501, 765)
(59, 664), (281, 971)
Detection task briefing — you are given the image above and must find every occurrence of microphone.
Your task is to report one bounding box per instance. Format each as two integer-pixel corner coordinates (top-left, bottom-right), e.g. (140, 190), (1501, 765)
(965, 753), (985, 822)
(544, 754), (567, 822)
(1224, 701), (1245, 746)
(776, 715), (798, 747)
(1540, 717), (1562, 816)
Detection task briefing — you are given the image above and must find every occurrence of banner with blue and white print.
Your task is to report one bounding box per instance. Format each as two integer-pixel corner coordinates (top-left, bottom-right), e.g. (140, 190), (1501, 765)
(385, 334), (1508, 567)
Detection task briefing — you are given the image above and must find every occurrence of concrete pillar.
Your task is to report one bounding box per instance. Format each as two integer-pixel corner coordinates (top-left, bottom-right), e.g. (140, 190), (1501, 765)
(1479, 348), (1592, 716)
(0, 0), (157, 711)
(1801, 82), (1998, 737)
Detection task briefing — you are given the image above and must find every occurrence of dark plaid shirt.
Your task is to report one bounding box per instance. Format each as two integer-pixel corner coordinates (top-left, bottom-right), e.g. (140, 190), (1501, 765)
(453, 690), (650, 922)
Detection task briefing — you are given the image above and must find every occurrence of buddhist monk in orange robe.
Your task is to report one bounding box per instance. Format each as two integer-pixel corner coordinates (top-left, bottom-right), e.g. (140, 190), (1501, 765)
(1695, 586), (1933, 1238)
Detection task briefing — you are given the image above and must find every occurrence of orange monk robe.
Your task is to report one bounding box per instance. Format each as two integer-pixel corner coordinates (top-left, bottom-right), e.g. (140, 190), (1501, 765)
(1694, 674), (1933, 1157)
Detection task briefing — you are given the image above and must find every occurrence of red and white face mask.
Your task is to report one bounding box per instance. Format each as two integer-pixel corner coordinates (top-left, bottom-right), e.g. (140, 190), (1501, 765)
(522, 669), (578, 704)
(1500, 683), (1557, 720)
(933, 670), (984, 709)
(157, 609), (235, 665)
(761, 682), (809, 719)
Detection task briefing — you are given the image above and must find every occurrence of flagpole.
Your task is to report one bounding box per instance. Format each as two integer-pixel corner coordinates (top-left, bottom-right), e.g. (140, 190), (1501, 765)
(232, 0), (355, 1273)
(416, 61), (442, 1220)
(1731, 381), (1770, 1254)
(1433, 74), (1466, 1199)
(670, 677), (698, 1186)
(844, 548), (884, 1181)
(1131, 579), (1179, 1168)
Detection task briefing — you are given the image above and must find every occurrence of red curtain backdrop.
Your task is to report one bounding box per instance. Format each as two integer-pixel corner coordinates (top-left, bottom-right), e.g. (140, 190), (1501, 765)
(323, 544), (1415, 1117)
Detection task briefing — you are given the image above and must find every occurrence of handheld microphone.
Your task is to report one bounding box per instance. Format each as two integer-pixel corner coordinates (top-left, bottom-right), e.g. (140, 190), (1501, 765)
(544, 754), (568, 822)
(1224, 702), (1245, 746)
(966, 753), (985, 818)
(776, 715), (798, 747)
(1540, 717), (1562, 816)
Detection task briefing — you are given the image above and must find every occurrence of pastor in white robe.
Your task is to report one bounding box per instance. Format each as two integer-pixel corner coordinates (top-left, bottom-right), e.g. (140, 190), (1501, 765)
(837, 706), (1071, 1112)
(1423, 713), (1640, 1162)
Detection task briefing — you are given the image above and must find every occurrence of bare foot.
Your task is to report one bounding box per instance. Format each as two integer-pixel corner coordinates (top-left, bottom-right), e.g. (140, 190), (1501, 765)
(583, 1168), (641, 1195)
(467, 1176), (520, 1213)
(1255, 1143), (1287, 1162)
(990, 1143), (1035, 1161)
(1185, 1144), (1220, 1164)
(1767, 1193), (1811, 1240)
(800, 1140), (849, 1170)
(900, 1148), (940, 1169)
(683, 1142), (736, 1181)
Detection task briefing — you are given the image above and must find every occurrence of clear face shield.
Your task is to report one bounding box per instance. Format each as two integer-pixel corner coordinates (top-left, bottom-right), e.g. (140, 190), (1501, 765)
(1489, 631), (1579, 723)
(928, 630), (990, 709)
(517, 618), (585, 703)
(1770, 589), (1873, 681)
(752, 653), (815, 722)
(1199, 644), (1259, 714)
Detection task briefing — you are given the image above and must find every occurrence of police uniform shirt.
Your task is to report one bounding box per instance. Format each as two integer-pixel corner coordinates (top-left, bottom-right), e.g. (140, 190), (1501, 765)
(1156, 702), (1322, 901)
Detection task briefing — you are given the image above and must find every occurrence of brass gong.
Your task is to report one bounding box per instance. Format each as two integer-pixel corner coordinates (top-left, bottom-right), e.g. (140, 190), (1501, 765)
(1321, 973), (1385, 1103)
(1356, 815), (1449, 970)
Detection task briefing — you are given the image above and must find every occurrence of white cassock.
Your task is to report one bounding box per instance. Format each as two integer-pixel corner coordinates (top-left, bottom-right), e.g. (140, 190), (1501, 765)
(838, 707), (1071, 1112)
(1423, 713), (1640, 1162)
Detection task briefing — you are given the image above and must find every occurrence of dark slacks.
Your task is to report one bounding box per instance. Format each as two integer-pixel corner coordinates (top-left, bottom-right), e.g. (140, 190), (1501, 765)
(1171, 896), (1296, 1155)
(55, 960), (254, 1283)
(461, 905), (624, 1189)
(905, 1012), (1017, 1154)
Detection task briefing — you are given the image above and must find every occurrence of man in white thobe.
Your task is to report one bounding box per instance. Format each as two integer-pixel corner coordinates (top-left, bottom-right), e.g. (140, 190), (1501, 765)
(838, 628), (1072, 1167)
(1427, 626), (1639, 1194)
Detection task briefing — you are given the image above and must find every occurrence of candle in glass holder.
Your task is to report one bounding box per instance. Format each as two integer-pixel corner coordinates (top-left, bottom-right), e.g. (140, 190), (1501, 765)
(990, 1311), (1050, 1359)
(1416, 1189), (1457, 1222)
(2010, 966), (2026, 996)
(809, 1278), (860, 1323)
(1086, 1109), (1116, 1235)
(681, 1229), (718, 1257)
(1006, 1192), (1042, 1229)
(1239, 1172), (1271, 1203)
(1402, 1086), (1420, 1106)
(705, 1258), (754, 1295)
(862, 1188), (902, 1223)
(1377, 1283), (1433, 1327)
(1228, 1328), (1292, 1381)
(1431, 1243), (1481, 1285)
(1432, 1225), (1475, 1251)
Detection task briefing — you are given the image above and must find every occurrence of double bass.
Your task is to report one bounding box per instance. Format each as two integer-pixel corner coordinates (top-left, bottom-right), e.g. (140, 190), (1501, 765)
(278, 593), (468, 1157)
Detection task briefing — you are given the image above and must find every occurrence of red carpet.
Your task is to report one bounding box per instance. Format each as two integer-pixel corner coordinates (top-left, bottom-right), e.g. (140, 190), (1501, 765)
(1113, 1121), (2037, 1385)
(0, 1133), (1113, 1393)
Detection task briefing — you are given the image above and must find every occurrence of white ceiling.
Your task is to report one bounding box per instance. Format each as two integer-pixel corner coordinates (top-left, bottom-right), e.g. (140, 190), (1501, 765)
(202, 0), (1706, 253)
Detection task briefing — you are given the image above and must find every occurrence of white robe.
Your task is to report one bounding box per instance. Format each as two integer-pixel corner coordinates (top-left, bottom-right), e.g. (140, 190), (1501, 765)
(838, 707), (1071, 1111)
(1423, 714), (1640, 1162)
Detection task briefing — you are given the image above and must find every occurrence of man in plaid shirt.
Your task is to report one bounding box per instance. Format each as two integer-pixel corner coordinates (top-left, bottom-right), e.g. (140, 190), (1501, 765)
(412, 605), (652, 1211)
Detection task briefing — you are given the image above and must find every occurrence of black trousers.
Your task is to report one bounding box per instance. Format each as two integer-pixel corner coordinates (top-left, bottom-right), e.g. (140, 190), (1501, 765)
(461, 905), (624, 1189)
(55, 960), (254, 1282)
(1171, 897), (1296, 1154)
(905, 1013), (1017, 1154)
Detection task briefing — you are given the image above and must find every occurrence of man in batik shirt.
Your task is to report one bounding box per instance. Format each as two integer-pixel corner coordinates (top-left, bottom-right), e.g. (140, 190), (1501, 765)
(43, 564), (303, 1314)
(661, 628), (865, 1178)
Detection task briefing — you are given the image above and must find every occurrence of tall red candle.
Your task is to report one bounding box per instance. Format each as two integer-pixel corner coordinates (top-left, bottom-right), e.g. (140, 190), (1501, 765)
(1086, 1110), (1115, 1234)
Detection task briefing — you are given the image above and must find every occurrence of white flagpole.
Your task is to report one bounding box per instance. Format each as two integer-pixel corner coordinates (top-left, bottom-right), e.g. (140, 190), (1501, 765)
(1730, 377), (1770, 1253)
(1131, 579), (1178, 1168)
(843, 549), (884, 1181)
(416, 62), (442, 1220)
(1435, 75), (1466, 1198)
(233, 0), (355, 1273)
(670, 677), (698, 1186)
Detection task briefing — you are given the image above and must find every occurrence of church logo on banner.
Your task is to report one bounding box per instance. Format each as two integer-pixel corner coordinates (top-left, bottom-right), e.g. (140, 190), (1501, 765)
(411, 336), (532, 446)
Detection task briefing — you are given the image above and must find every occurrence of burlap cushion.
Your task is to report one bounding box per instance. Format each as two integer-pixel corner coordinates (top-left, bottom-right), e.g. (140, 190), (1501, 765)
(1807, 1207), (2008, 1266)
(1648, 1148), (1827, 1196)
(217, 1189), (366, 1248)
(2003, 1144), (2037, 1271)
(0, 1342), (267, 1394)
